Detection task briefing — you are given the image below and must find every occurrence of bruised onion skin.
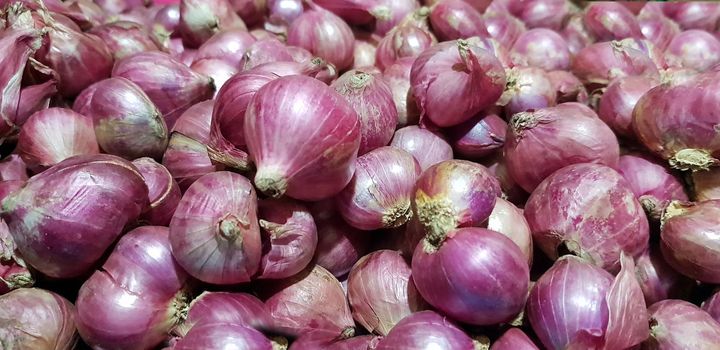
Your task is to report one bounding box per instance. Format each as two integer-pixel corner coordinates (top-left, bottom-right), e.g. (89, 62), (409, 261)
(429, 0), (488, 41)
(133, 157), (181, 226)
(510, 28), (570, 71)
(194, 29), (256, 67)
(246, 75), (361, 201)
(524, 163), (650, 272)
(256, 198), (318, 280)
(88, 21), (159, 60)
(311, 200), (372, 278)
(491, 328), (539, 350)
(0, 288), (77, 350)
(376, 24), (435, 71)
(501, 67), (557, 117)
(660, 200), (720, 283)
(287, 5), (354, 71)
(1, 154), (147, 278)
(598, 75), (658, 138)
(488, 197), (533, 266)
(375, 310), (475, 350)
(412, 227), (529, 325)
(16, 108), (99, 170)
(76, 226), (189, 350)
(383, 58), (421, 127)
(583, 2), (642, 41)
(446, 110), (506, 160)
(636, 247), (694, 306)
(645, 300), (720, 349)
(173, 323), (273, 350)
(618, 154), (688, 220)
(169, 171), (261, 284)
(505, 103), (620, 193)
(174, 292), (270, 337)
(178, 0), (247, 48)
(571, 40), (659, 86)
(665, 30), (720, 72)
(411, 39), (506, 127)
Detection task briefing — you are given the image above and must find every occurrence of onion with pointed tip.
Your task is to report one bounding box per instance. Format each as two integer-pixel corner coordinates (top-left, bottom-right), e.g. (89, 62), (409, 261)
(583, 2), (642, 41)
(645, 299), (720, 349)
(178, 0), (247, 48)
(0, 288), (77, 350)
(375, 311), (475, 350)
(287, 4), (354, 71)
(174, 292), (270, 337)
(88, 21), (159, 60)
(383, 58), (421, 127)
(617, 154), (688, 220)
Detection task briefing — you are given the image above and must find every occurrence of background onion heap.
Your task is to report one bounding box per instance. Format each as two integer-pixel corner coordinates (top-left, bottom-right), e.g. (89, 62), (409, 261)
(3, 0), (720, 349)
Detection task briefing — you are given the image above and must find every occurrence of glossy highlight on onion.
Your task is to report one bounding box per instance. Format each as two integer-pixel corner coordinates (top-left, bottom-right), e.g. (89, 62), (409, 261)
(287, 3), (355, 71)
(375, 311), (476, 350)
(174, 291), (270, 337)
(618, 154), (688, 220)
(510, 28), (570, 71)
(645, 299), (720, 349)
(429, 0), (488, 41)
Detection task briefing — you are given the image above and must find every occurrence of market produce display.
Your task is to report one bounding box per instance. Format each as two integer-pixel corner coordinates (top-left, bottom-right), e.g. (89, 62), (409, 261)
(3, 0), (720, 349)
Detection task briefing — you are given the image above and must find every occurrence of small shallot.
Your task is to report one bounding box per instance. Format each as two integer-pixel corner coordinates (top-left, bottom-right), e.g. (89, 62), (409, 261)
(133, 157), (181, 226)
(446, 110), (506, 160)
(178, 0), (247, 48)
(598, 75), (658, 138)
(664, 30), (720, 72)
(287, 4), (355, 71)
(645, 300), (720, 349)
(429, 0), (488, 41)
(510, 28), (570, 70)
(0, 288), (77, 349)
(617, 154), (688, 220)
(375, 311), (476, 350)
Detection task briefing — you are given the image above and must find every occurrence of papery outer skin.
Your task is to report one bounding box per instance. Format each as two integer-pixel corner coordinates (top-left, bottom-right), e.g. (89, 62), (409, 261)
(383, 58), (421, 127)
(661, 2), (720, 31)
(347, 250), (426, 335)
(410, 39), (506, 127)
(229, 0), (267, 26)
(638, 8), (680, 51)
(83, 77), (168, 160)
(389, 125), (453, 172)
(583, 2), (642, 41)
(562, 14), (595, 56)
(692, 167), (720, 201)
(172, 323), (273, 350)
(88, 21), (159, 60)
(501, 67), (557, 117)
(190, 58), (238, 98)
(0, 218), (33, 294)
(446, 110), (506, 160)
(636, 247), (694, 306)
(374, 310), (475, 350)
(0, 181), (24, 205)
(483, 10), (526, 47)
(371, 0), (419, 37)
(15, 80), (57, 128)
(505, 0), (571, 30)
(265, 0), (303, 35)
(256, 198), (318, 280)
(488, 197), (533, 265)
(259, 265), (355, 338)
(664, 30), (720, 72)
(287, 6), (354, 71)
(239, 38), (303, 69)
(174, 291), (270, 337)
(353, 36), (377, 69)
(76, 226), (189, 350)
(133, 158), (181, 226)
(703, 291), (720, 323)
(337, 147), (420, 231)
(245, 75), (361, 201)
(375, 25), (434, 71)
(413, 159), (500, 241)
(312, 0), (376, 25)
(524, 163), (650, 273)
(1, 154), (147, 278)
(194, 29), (256, 67)
(598, 76), (658, 138)
(0, 155), (27, 181)
(527, 256), (613, 350)
(332, 70), (398, 155)
(546, 70), (589, 104)
(169, 171), (261, 284)
(603, 254), (649, 350)
(510, 28), (570, 71)
(112, 51), (214, 130)
(571, 40), (659, 86)
(429, 0), (488, 41)
(645, 299), (720, 349)
(16, 108), (99, 170)
(505, 103), (620, 193)
(490, 328), (539, 350)
(289, 333), (380, 350)
(660, 200), (720, 283)
(617, 154), (688, 220)
(0, 288), (77, 350)
(311, 200), (372, 277)
(178, 0), (247, 48)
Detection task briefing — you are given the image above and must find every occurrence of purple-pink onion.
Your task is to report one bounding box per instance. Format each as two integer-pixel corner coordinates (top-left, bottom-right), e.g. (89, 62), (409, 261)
(646, 299), (720, 348)
(483, 9), (526, 47)
(446, 110), (506, 160)
(178, 0), (247, 48)
(88, 21), (159, 60)
(371, 0), (420, 36)
(265, 0), (304, 35)
(703, 291), (720, 324)
(639, 7), (680, 51)
(429, 0), (488, 41)
(510, 28), (570, 70)
(239, 38), (298, 70)
(507, 0), (572, 30)
(491, 328), (539, 350)
(353, 34), (378, 69)
(598, 75), (659, 138)
(174, 292), (270, 337)
(229, 0), (267, 26)
(0, 219), (33, 294)
(190, 58), (239, 95)
(194, 28), (256, 67)
(375, 311), (476, 350)
(692, 167), (720, 201)
(561, 13), (595, 56)
(500, 67), (557, 117)
(546, 70), (589, 104)
(488, 197), (533, 265)
(618, 154), (688, 220)
(133, 157), (181, 226)
(287, 4), (354, 71)
(383, 58), (421, 127)
(376, 23), (435, 71)
(311, 200), (373, 277)
(664, 30), (720, 72)
(572, 39), (659, 86)
(661, 2), (720, 31)
(0, 155), (27, 182)
(172, 323), (273, 350)
(0, 288), (77, 349)
(636, 247), (694, 305)
(290, 333), (380, 350)
(583, 2), (642, 41)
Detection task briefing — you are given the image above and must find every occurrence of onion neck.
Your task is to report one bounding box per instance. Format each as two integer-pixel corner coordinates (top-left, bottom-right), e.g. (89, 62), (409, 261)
(415, 191), (456, 252)
(382, 202), (412, 228)
(472, 336), (491, 350)
(171, 289), (190, 326)
(254, 168), (288, 198)
(219, 215), (247, 243)
(509, 111), (540, 138)
(259, 219), (289, 238)
(558, 240), (596, 266)
(660, 200), (689, 228)
(349, 71), (372, 89)
(271, 336), (289, 350)
(668, 148), (718, 171)
(340, 327), (355, 339)
(5, 272), (34, 289)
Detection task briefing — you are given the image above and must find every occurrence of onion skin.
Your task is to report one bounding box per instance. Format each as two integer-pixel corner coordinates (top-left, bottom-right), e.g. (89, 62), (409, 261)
(0, 288), (77, 350)
(256, 198), (318, 280)
(178, 0), (247, 48)
(245, 75), (361, 201)
(524, 163), (650, 272)
(446, 110), (506, 160)
(703, 291), (720, 323)
(88, 21), (159, 60)
(639, 8), (680, 51)
(194, 29), (256, 67)
(507, 0), (571, 30)
(665, 30), (720, 72)
(174, 292), (270, 337)
(154, 4), (180, 33)
(347, 250), (426, 335)
(229, 0), (267, 27)
(598, 76), (658, 138)
(501, 67), (557, 117)
(265, 0), (304, 36)
(290, 333), (380, 350)
(505, 103), (620, 193)
(259, 265), (355, 338)
(411, 39), (506, 127)
(0, 181), (24, 205)
(645, 299), (720, 349)
(562, 13), (595, 56)
(76, 226), (190, 350)
(429, 0), (488, 41)
(661, 2), (720, 31)
(287, 5), (354, 71)
(547, 70), (589, 104)
(190, 58), (238, 96)
(510, 28), (570, 71)
(16, 108), (99, 170)
(376, 25), (435, 71)
(239, 38), (296, 70)
(353, 36), (377, 69)
(172, 323), (273, 350)
(0, 219), (33, 294)
(583, 2), (642, 41)
(383, 58), (421, 127)
(617, 154), (688, 220)
(169, 171), (261, 284)
(490, 328), (539, 350)
(375, 311), (475, 350)
(371, 0), (420, 37)
(133, 157), (181, 226)
(390, 126), (453, 171)
(483, 10), (526, 47)
(311, 201), (372, 278)
(0, 155), (27, 182)
(572, 39), (659, 86)
(332, 70), (398, 155)
(311, 0), (374, 25)
(636, 248), (694, 306)
(488, 197), (533, 266)
(15, 80), (58, 130)
(660, 200), (720, 283)
(692, 167), (720, 201)
(1, 154), (147, 278)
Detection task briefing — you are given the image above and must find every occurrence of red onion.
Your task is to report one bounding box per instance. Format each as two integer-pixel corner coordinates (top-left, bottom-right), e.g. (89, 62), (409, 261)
(174, 291), (270, 336)
(77, 226), (190, 350)
(154, 4), (180, 33)
(488, 197), (533, 265)
(194, 29), (256, 67)
(483, 10), (526, 47)
(429, 0), (488, 41)
(290, 333), (380, 350)
(16, 108), (99, 170)
(245, 75), (360, 201)
(1, 154), (147, 278)
(375, 311), (475, 350)
(598, 75), (658, 138)
(524, 163), (650, 272)
(500, 67), (557, 117)
(664, 30), (720, 72)
(256, 198), (318, 280)
(491, 328), (539, 350)
(176, 48), (196, 66)
(446, 110), (506, 160)
(661, 2), (720, 31)
(510, 0), (571, 30)
(505, 103), (620, 193)
(412, 39), (506, 127)
(265, 0), (303, 35)
(390, 126), (452, 171)
(583, 2), (642, 41)
(311, 0), (376, 25)
(287, 4), (354, 71)
(0, 155), (27, 182)
(703, 291), (720, 323)
(371, 0), (420, 37)
(485, 155), (528, 205)
(239, 38), (295, 70)
(311, 201), (372, 278)
(618, 154), (688, 220)
(169, 171), (261, 284)
(14, 80), (58, 129)
(112, 51), (214, 129)
(633, 72), (720, 171)
(0, 288), (77, 349)
(88, 21), (159, 60)
(190, 58), (238, 95)
(228, 0), (267, 27)
(0, 181), (24, 204)
(332, 70), (397, 155)
(646, 300), (720, 348)
(383, 58), (420, 127)
(546, 70), (589, 104)
(133, 157), (181, 226)
(260, 265), (355, 338)
(636, 247), (694, 306)
(80, 77), (169, 160)
(178, 0), (247, 48)
(660, 200), (720, 283)
(509, 28), (570, 70)
(172, 323), (273, 350)
(692, 167), (720, 201)
(353, 35), (377, 69)
(572, 39), (659, 86)
(376, 24), (435, 71)
(639, 8), (680, 51)
(562, 13), (595, 56)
